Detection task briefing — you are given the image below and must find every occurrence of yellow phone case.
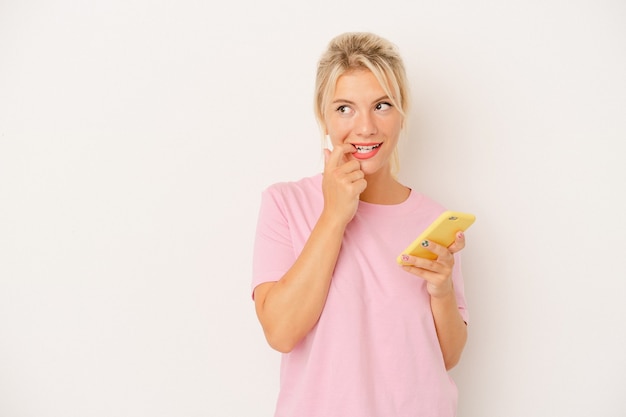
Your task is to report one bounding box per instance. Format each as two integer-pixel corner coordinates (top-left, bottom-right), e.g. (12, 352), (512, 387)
(397, 211), (476, 264)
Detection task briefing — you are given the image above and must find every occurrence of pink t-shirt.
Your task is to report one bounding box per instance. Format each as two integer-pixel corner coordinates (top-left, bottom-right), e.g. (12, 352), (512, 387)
(252, 174), (469, 417)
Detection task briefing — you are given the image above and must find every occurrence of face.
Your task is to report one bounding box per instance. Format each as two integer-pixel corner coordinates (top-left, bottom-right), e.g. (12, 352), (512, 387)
(325, 69), (403, 177)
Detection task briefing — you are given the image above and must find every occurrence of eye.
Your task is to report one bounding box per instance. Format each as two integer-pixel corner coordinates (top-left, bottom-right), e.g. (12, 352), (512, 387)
(375, 102), (393, 111)
(336, 105), (354, 115)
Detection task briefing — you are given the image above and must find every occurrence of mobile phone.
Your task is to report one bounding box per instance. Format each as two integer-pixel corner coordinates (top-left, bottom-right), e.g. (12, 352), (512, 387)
(397, 211), (475, 264)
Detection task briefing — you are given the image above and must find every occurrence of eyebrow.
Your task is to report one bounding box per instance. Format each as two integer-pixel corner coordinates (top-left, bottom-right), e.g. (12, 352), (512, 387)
(331, 95), (391, 105)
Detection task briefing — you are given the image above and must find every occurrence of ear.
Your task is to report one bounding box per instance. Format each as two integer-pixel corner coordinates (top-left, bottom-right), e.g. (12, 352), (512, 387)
(323, 148), (331, 164)
(324, 134), (333, 151)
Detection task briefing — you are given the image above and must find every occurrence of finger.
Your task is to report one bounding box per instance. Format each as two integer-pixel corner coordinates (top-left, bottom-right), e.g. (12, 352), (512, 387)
(347, 168), (365, 182)
(402, 264), (439, 280)
(447, 231), (466, 254)
(400, 253), (448, 273)
(401, 264), (454, 297)
(418, 239), (453, 264)
(325, 143), (356, 170)
(353, 177), (368, 194)
(339, 159), (362, 175)
(400, 253), (437, 268)
(400, 255), (453, 285)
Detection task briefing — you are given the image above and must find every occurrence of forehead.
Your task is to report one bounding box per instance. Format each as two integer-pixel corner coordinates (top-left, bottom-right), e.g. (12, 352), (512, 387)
(333, 69), (387, 100)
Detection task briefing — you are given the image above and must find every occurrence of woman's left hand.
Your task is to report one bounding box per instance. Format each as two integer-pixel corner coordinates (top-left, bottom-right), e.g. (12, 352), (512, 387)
(400, 232), (466, 298)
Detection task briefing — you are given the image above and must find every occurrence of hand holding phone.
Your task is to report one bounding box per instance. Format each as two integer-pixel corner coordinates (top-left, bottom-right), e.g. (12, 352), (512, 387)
(397, 211), (475, 264)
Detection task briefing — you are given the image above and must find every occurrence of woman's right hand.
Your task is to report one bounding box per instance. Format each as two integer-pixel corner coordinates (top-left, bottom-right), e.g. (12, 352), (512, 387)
(255, 143), (365, 353)
(322, 144), (367, 226)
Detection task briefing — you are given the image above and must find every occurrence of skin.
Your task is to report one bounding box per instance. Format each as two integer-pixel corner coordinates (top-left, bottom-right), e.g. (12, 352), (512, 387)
(254, 69), (467, 369)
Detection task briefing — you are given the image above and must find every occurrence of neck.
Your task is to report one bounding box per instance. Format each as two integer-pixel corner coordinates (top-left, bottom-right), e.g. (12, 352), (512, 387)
(359, 169), (410, 205)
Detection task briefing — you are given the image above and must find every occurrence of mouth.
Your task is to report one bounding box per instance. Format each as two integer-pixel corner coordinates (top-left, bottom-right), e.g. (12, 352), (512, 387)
(353, 143), (382, 154)
(351, 142), (383, 160)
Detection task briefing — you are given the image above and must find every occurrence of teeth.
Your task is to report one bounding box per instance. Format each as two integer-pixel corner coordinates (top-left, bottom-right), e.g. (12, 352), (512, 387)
(355, 144), (381, 153)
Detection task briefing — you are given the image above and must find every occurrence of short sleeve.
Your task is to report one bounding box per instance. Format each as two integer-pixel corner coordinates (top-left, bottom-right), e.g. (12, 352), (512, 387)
(251, 187), (297, 298)
(452, 252), (470, 324)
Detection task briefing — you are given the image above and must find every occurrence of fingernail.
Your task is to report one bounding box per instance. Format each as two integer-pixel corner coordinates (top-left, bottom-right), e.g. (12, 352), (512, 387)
(421, 240), (429, 247)
(458, 232), (464, 239)
(401, 254), (409, 262)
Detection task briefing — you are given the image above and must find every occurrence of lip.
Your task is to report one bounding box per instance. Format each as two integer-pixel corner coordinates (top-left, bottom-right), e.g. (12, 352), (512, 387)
(351, 142), (382, 160)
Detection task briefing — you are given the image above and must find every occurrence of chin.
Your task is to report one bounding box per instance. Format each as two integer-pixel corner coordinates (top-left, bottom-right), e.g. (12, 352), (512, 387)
(360, 161), (389, 177)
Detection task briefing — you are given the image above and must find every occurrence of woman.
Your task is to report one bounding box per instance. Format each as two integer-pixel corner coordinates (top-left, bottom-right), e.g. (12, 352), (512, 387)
(252, 32), (469, 417)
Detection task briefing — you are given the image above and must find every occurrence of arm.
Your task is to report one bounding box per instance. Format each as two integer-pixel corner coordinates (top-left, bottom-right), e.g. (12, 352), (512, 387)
(254, 144), (366, 353)
(400, 232), (468, 370)
(429, 285), (468, 370)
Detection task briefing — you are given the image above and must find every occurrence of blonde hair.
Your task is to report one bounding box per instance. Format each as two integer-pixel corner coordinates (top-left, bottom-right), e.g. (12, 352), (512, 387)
(314, 32), (410, 173)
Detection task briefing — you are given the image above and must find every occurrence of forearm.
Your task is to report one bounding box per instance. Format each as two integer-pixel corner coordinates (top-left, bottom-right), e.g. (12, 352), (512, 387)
(256, 212), (346, 352)
(430, 291), (467, 370)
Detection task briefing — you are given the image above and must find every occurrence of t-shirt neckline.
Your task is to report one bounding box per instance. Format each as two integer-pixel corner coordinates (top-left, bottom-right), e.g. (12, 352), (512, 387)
(313, 173), (422, 216)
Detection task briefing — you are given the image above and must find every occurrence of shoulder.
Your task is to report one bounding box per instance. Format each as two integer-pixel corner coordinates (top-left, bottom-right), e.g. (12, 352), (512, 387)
(258, 174), (324, 222)
(262, 174), (322, 202)
(255, 175), (324, 243)
(404, 189), (448, 216)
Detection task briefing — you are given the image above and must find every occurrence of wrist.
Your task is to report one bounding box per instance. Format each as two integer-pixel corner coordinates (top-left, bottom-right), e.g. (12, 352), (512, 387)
(428, 284), (456, 301)
(318, 209), (350, 232)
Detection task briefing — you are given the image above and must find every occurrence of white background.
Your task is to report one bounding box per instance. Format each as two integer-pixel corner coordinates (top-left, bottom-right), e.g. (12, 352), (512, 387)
(1, 0), (625, 416)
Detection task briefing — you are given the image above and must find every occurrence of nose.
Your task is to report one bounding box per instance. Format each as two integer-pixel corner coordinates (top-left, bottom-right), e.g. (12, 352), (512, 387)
(356, 111), (377, 137)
